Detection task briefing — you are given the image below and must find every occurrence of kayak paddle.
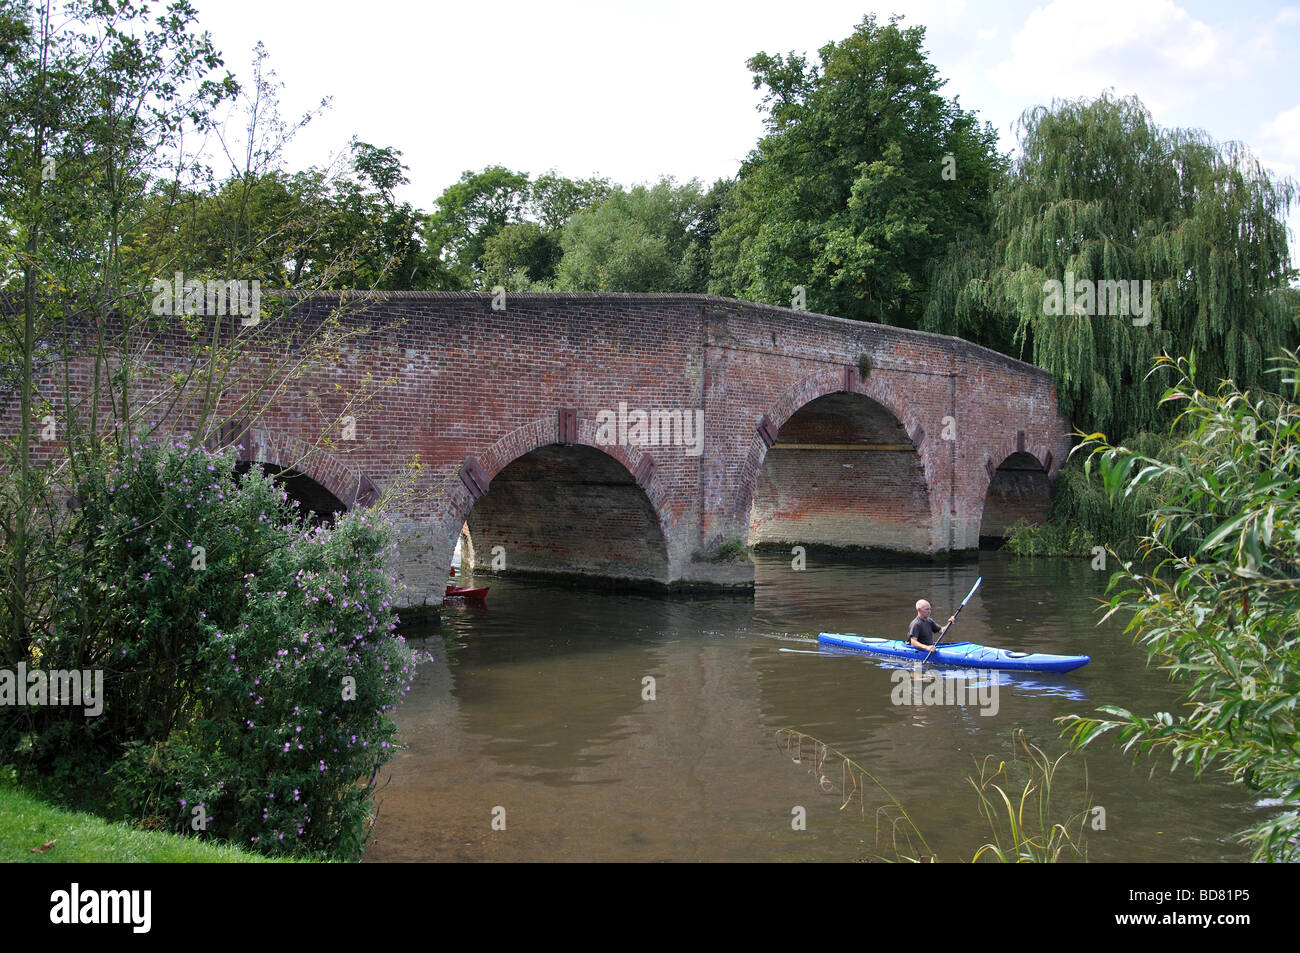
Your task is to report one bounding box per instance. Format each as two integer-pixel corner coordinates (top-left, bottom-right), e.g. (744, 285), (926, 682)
(923, 576), (982, 662)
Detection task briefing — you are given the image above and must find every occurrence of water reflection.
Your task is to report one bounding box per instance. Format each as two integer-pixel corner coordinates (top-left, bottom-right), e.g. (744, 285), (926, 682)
(365, 551), (1260, 862)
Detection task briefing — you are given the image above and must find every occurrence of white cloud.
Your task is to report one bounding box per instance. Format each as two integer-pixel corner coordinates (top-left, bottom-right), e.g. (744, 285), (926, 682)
(1260, 104), (1300, 162)
(988, 0), (1224, 113)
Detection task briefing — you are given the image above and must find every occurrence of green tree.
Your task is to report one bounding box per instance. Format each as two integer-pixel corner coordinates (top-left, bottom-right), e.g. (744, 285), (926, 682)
(118, 42), (439, 291)
(0, 0), (235, 652)
(424, 165), (531, 288)
(316, 139), (434, 289)
(481, 221), (561, 289)
(129, 140), (438, 291)
(529, 171), (612, 232)
(1063, 352), (1300, 862)
(128, 170), (315, 286)
(0, 2), (411, 859)
(925, 93), (1298, 443)
(555, 178), (711, 292)
(709, 14), (1002, 326)
(424, 166), (611, 289)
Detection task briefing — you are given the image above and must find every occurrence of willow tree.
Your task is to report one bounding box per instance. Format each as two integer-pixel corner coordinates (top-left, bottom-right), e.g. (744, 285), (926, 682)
(925, 93), (1298, 442)
(708, 14), (1003, 328)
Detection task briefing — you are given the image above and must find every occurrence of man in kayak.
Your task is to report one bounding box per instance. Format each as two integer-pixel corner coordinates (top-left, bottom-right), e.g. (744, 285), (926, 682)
(907, 599), (956, 651)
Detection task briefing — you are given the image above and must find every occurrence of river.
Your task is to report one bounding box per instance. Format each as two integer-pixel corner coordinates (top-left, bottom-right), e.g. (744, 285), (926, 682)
(363, 551), (1265, 862)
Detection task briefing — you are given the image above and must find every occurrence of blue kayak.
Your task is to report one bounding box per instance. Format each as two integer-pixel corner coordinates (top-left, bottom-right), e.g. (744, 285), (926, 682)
(817, 633), (1090, 674)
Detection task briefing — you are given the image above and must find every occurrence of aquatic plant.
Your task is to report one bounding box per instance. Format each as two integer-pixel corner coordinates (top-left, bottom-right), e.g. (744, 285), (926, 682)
(777, 727), (1091, 862)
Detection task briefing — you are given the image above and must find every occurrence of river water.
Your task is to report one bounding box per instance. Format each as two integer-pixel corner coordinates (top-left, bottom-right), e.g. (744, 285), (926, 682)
(363, 551), (1266, 862)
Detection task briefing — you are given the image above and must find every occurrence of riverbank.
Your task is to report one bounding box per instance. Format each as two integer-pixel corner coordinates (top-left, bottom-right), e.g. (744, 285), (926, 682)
(0, 784), (292, 862)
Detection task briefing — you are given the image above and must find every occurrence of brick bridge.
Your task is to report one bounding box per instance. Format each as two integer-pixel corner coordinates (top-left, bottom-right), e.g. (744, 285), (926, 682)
(30, 292), (1073, 612)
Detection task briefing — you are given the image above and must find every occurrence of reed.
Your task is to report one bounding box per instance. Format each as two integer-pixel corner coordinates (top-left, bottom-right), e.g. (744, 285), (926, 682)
(777, 727), (1091, 862)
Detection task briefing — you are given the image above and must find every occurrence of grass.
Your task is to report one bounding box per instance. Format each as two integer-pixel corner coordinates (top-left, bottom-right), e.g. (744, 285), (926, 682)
(1002, 519), (1101, 557)
(706, 538), (753, 563)
(968, 732), (1091, 862)
(778, 727), (1091, 862)
(0, 784), (293, 862)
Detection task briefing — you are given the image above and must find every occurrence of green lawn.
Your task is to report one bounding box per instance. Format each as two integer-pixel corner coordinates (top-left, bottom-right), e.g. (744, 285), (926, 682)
(0, 785), (291, 862)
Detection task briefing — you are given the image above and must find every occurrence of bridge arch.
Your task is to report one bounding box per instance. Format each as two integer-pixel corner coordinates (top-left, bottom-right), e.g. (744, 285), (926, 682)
(976, 446), (1054, 545)
(233, 426), (369, 519)
(978, 434), (1057, 489)
(739, 367), (937, 555)
(445, 415), (672, 585)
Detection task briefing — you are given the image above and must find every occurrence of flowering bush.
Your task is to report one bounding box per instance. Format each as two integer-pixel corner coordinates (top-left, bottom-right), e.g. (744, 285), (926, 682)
(9, 440), (415, 859)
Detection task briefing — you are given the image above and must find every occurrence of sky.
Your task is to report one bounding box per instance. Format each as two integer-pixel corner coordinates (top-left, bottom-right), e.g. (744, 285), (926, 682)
(190, 0), (1300, 225)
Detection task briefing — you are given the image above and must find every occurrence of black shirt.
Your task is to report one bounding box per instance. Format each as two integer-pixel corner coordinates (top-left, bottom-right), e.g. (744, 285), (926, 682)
(907, 616), (942, 646)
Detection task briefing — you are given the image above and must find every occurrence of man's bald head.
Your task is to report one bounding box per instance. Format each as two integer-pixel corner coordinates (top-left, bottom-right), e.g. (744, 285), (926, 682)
(916, 599), (932, 615)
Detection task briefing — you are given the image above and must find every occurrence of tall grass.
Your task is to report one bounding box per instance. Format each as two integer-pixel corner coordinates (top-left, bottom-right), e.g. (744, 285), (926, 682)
(777, 728), (1091, 862)
(968, 732), (1091, 862)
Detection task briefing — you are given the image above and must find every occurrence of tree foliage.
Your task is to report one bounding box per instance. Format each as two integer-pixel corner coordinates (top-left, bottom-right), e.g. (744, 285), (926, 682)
(709, 14), (1003, 326)
(424, 165), (531, 289)
(1062, 352), (1300, 862)
(1, 0), (238, 662)
(926, 94), (1299, 442)
(127, 138), (437, 290)
(481, 221), (562, 290)
(424, 166), (611, 288)
(0, 441), (414, 859)
(0, 1), (414, 859)
(555, 178), (715, 292)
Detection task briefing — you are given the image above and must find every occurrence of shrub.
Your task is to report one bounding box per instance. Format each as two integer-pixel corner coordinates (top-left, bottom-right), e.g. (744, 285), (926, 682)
(1005, 432), (1172, 558)
(1061, 352), (1300, 862)
(1, 440), (416, 859)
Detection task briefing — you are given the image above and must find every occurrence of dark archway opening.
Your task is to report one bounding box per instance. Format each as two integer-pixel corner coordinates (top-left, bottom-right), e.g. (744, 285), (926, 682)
(979, 452), (1050, 547)
(465, 443), (668, 586)
(234, 462), (346, 527)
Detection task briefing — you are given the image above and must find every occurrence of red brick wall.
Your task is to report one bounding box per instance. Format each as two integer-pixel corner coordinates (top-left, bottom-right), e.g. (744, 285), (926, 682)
(747, 392), (932, 552)
(8, 293), (1073, 610)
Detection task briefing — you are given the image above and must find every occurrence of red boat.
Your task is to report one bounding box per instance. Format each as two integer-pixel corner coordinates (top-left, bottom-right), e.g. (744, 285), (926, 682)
(445, 584), (488, 601)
